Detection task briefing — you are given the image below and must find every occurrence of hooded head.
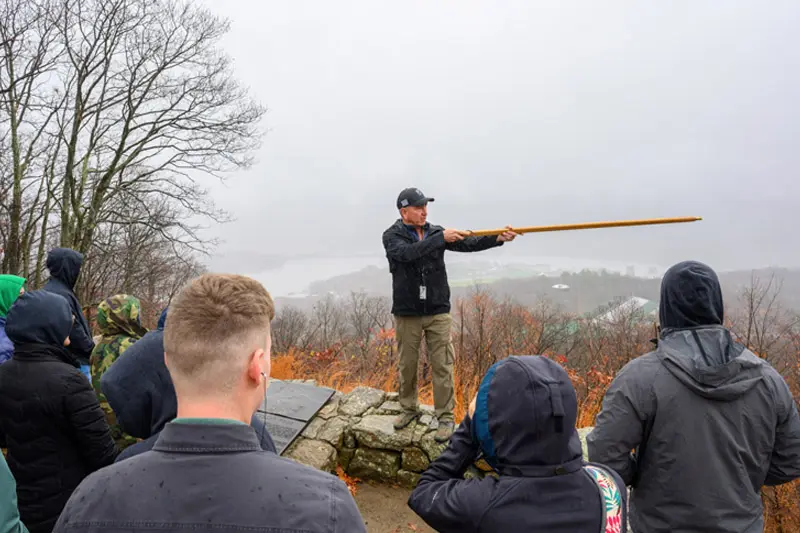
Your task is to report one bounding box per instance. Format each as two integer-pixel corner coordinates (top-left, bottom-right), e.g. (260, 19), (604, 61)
(97, 294), (148, 338)
(0, 275), (26, 318)
(471, 355), (583, 477)
(5, 290), (73, 347)
(659, 261), (723, 331)
(46, 248), (84, 289)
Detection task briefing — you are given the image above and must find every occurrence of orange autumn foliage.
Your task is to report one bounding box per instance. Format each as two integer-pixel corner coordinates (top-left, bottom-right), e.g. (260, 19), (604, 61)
(271, 289), (800, 532)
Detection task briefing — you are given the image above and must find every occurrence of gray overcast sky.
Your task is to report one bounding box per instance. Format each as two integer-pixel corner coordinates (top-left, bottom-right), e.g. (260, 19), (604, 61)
(200, 1), (800, 273)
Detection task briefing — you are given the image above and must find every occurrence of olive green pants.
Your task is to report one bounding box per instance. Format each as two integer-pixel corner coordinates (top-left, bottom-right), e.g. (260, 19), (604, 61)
(395, 313), (455, 422)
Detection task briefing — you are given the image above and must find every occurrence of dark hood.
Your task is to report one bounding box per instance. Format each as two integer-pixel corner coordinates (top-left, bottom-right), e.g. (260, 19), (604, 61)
(157, 307), (168, 330)
(46, 248), (84, 289)
(472, 355), (583, 477)
(657, 327), (765, 401)
(5, 290), (73, 347)
(100, 329), (176, 439)
(659, 260), (724, 330)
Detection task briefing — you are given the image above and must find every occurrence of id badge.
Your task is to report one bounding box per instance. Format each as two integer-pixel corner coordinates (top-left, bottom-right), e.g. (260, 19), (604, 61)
(419, 285), (427, 300)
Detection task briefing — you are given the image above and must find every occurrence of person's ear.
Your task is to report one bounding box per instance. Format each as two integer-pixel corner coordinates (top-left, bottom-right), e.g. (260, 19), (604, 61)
(247, 348), (266, 385)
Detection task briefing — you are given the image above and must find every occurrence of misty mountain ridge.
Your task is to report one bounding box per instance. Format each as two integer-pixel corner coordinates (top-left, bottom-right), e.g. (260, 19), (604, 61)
(253, 256), (800, 316)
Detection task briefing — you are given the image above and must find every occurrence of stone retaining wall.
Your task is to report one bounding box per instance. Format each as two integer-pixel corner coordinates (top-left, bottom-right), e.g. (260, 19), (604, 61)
(283, 383), (595, 488)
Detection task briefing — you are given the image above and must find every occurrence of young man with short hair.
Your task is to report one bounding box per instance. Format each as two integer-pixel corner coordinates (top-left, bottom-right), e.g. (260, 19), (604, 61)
(55, 274), (366, 533)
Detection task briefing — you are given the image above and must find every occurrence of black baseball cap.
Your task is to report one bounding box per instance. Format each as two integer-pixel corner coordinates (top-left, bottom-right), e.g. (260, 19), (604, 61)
(396, 187), (435, 209)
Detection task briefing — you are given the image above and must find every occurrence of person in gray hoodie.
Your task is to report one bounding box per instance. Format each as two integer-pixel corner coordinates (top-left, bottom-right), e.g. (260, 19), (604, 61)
(587, 260), (800, 533)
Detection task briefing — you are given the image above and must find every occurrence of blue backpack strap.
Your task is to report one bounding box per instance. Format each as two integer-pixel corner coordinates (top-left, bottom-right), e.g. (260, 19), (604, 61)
(583, 464), (626, 533)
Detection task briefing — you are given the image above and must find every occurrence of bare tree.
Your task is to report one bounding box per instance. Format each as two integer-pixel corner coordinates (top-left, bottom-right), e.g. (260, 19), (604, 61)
(729, 272), (798, 373)
(49, 0), (264, 256)
(272, 305), (310, 354)
(346, 291), (391, 358)
(309, 295), (348, 352)
(0, 0), (63, 275)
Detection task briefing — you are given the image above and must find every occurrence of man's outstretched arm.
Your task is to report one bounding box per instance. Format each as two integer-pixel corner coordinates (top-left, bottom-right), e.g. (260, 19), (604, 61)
(446, 228), (518, 253)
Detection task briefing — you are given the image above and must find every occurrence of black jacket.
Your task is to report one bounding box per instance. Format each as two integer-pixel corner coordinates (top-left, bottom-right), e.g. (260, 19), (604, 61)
(409, 355), (627, 532)
(54, 421), (366, 533)
(100, 311), (276, 462)
(41, 248), (94, 365)
(588, 261), (800, 533)
(382, 219), (502, 316)
(0, 291), (118, 533)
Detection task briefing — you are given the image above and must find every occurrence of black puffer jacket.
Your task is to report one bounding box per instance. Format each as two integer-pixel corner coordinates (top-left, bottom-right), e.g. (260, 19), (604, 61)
(382, 219), (502, 316)
(0, 291), (118, 533)
(41, 248), (94, 366)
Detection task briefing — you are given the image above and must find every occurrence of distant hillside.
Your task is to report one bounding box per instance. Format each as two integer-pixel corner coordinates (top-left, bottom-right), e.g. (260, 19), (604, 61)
(276, 265), (800, 315)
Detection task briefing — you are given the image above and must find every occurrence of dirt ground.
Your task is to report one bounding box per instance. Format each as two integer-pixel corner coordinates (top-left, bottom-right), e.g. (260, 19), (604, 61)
(353, 481), (435, 533)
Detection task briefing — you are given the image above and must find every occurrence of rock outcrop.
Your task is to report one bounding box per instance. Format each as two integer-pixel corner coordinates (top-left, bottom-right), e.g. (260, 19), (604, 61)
(284, 384), (596, 488)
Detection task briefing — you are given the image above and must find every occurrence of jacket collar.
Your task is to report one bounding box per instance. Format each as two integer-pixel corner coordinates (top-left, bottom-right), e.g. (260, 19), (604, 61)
(12, 342), (80, 367)
(152, 421), (263, 454)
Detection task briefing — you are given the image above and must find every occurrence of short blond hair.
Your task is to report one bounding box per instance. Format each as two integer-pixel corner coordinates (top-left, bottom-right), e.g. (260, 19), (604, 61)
(164, 273), (275, 392)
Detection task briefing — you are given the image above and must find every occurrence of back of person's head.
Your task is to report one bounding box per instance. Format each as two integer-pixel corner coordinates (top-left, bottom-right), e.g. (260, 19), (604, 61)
(46, 247), (84, 289)
(471, 355), (582, 476)
(0, 275), (26, 318)
(5, 290), (73, 347)
(659, 260), (723, 330)
(164, 274), (275, 410)
(96, 294), (147, 338)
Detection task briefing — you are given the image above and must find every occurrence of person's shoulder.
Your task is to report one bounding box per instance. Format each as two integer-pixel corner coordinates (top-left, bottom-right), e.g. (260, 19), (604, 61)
(383, 219), (404, 236)
(617, 350), (661, 377)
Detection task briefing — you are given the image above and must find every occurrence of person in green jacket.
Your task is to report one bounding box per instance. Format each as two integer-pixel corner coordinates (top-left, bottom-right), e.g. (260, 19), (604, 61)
(0, 452), (28, 533)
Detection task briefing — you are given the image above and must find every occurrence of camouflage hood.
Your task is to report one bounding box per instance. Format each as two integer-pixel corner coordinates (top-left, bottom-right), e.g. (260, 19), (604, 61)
(96, 294), (148, 338)
(91, 294), (148, 396)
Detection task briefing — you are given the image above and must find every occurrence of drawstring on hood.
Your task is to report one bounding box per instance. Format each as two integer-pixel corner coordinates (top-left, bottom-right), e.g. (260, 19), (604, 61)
(471, 355), (582, 477)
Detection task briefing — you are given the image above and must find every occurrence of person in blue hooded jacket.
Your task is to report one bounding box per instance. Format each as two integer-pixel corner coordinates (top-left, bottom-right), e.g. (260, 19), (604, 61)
(100, 307), (276, 462)
(41, 248), (95, 377)
(408, 355), (628, 533)
(588, 260), (800, 533)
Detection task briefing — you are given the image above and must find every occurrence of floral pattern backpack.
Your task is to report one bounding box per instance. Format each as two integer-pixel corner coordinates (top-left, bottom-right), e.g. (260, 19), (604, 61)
(584, 464), (627, 533)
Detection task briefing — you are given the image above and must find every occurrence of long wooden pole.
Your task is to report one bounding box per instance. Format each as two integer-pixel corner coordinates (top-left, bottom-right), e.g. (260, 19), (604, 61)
(466, 216), (702, 237)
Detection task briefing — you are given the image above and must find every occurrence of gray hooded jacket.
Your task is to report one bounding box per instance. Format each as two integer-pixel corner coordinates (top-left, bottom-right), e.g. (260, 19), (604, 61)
(587, 261), (800, 533)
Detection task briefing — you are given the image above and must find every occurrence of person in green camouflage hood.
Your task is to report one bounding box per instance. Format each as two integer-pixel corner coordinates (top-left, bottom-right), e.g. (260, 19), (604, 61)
(89, 294), (148, 450)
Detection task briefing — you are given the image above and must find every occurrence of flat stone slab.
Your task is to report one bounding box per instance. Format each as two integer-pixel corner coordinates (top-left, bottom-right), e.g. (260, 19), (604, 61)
(256, 379), (336, 455)
(256, 413), (306, 455)
(260, 379), (335, 421)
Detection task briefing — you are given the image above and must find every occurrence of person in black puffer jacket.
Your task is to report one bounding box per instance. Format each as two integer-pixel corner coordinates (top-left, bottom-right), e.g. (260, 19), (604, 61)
(0, 290), (118, 533)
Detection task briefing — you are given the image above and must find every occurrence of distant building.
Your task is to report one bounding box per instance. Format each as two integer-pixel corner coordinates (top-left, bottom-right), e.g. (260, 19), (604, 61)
(592, 296), (658, 325)
(626, 265), (636, 277)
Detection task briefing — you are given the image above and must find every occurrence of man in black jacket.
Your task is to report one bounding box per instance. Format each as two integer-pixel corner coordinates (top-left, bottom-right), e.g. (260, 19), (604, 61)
(383, 188), (517, 441)
(42, 248), (95, 377)
(55, 274), (366, 533)
(0, 290), (118, 533)
(588, 260), (800, 533)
